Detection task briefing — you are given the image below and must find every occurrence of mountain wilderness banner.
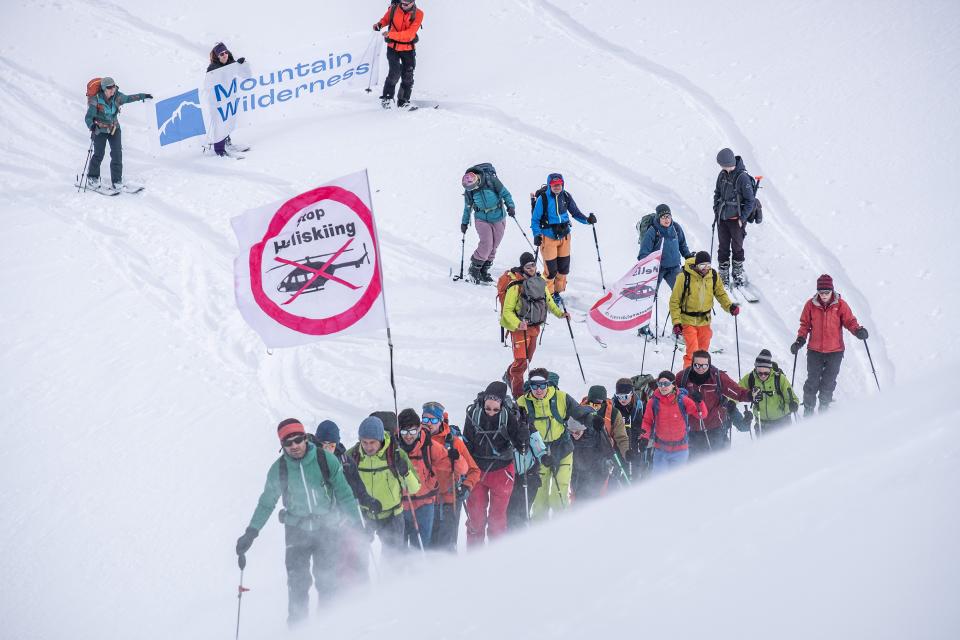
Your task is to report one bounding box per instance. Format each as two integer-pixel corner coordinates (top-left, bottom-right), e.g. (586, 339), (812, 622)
(585, 251), (662, 346)
(231, 170), (387, 348)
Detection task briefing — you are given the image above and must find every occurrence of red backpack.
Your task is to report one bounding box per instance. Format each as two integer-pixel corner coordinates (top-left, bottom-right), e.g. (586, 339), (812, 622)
(86, 78), (102, 98)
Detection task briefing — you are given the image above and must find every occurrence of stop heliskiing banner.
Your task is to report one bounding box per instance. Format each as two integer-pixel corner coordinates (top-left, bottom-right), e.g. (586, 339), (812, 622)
(232, 170), (387, 348)
(585, 250), (662, 346)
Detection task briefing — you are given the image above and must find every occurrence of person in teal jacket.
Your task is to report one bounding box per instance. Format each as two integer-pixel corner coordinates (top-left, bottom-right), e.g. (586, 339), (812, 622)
(83, 76), (151, 191)
(461, 165), (516, 283)
(235, 419), (362, 627)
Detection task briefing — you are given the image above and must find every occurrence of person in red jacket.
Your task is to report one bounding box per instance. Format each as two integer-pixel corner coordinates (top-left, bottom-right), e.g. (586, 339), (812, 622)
(640, 371), (707, 474)
(675, 350), (753, 458)
(422, 401), (480, 552)
(791, 274), (868, 417)
(374, 0), (424, 109)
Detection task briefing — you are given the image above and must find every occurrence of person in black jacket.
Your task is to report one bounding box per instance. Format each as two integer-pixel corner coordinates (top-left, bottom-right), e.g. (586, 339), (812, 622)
(569, 414), (616, 502)
(462, 381), (527, 546)
(206, 42), (247, 157)
(712, 148), (757, 288)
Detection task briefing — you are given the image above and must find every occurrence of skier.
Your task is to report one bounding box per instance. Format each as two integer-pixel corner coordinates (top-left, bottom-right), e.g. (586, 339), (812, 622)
(422, 401), (480, 551)
(500, 251), (568, 398)
(669, 251), (740, 368)
(374, 0), (424, 109)
(674, 350), (752, 457)
(638, 204), (693, 339)
(611, 376), (651, 476)
(462, 381), (528, 546)
(531, 173), (597, 303)
(568, 413), (616, 502)
(235, 419), (362, 626)
(581, 385), (630, 469)
(461, 166), (517, 283)
(205, 42), (248, 157)
(639, 372), (708, 474)
(713, 148), (757, 288)
(396, 409), (452, 549)
(519, 368), (598, 519)
(791, 274), (868, 416)
(739, 349), (800, 432)
(345, 416), (420, 555)
(84, 77), (152, 193)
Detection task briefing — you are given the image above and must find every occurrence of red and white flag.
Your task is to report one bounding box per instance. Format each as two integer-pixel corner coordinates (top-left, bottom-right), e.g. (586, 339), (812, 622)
(585, 251), (662, 346)
(232, 170), (386, 348)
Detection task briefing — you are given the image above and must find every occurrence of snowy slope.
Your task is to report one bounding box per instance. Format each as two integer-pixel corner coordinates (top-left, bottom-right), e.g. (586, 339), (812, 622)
(0, 1), (957, 638)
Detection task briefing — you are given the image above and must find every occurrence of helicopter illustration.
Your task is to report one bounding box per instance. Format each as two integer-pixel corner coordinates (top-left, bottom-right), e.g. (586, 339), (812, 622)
(269, 242), (370, 295)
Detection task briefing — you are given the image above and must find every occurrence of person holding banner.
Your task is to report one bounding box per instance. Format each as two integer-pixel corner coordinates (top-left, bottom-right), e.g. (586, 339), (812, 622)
(374, 0), (424, 109)
(500, 252), (568, 398)
(637, 204), (693, 339)
(206, 42), (247, 157)
(669, 251), (740, 369)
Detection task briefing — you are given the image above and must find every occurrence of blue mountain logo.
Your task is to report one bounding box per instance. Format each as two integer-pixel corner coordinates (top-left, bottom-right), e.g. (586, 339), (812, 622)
(155, 89), (205, 146)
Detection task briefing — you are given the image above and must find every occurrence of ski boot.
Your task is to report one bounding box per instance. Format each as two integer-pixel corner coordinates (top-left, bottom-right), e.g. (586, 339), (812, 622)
(479, 260), (494, 284)
(552, 291), (564, 307)
(718, 260), (731, 289)
(732, 260), (746, 288)
(468, 259), (484, 284)
(86, 176), (100, 189)
(379, 96), (393, 109)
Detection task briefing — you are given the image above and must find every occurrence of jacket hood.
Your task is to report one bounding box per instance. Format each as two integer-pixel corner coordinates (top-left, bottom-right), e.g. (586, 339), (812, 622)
(682, 256), (710, 277)
(811, 291), (841, 307)
(546, 172), (564, 188)
(734, 156), (746, 172)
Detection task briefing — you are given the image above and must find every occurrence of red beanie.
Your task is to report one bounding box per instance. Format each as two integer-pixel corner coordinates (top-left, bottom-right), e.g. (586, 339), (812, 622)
(816, 274), (834, 290)
(277, 418), (305, 441)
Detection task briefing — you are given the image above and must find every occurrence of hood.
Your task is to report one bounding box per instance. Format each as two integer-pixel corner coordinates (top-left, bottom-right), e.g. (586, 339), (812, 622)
(811, 291), (841, 308)
(734, 156), (746, 173)
(546, 172), (564, 190)
(682, 256), (710, 277)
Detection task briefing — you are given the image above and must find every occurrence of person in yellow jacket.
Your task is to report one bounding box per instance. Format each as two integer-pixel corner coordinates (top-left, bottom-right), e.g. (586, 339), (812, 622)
(500, 252), (567, 398)
(345, 416), (420, 555)
(669, 251), (740, 368)
(519, 368), (598, 519)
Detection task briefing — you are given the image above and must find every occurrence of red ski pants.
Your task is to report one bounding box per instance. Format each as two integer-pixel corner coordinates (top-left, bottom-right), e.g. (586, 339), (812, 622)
(465, 463), (515, 547)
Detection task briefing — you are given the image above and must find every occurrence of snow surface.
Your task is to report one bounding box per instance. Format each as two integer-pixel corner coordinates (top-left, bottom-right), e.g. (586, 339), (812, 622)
(0, 1), (958, 638)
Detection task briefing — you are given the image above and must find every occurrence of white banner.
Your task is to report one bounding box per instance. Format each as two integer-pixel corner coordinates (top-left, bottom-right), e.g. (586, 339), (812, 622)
(585, 251), (662, 346)
(154, 33), (380, 148)
(232, 170), (386, 348)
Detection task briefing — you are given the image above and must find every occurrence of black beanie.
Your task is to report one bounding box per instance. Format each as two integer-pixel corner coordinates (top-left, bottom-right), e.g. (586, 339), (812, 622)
(655, 204), (671, 217)
(657, 370), (675, 382)
(519, 252), (535, 268)
(484, 381), (508, 400)
(694, 251), (711, 265)
(397, 408), (421, 428)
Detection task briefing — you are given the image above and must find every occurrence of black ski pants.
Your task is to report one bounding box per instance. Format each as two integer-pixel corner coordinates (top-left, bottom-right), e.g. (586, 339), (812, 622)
(88, 127), (123, 184)
(506, 468), (540, 529)
(382, 48), (416, 104)
(284, 524), (339, 627)
(371, 512), (405, 555)
(803, 350), (844, 411)
(429, 502), (459, 552)
(688, 427), (730, 460)
(717, 218), (745, 263)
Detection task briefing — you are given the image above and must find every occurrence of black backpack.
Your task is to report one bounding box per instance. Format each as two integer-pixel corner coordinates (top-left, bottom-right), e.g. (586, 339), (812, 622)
(530, 185), (571, 238)
(718, 170), (764, 224)
(464, 162), (505, 213)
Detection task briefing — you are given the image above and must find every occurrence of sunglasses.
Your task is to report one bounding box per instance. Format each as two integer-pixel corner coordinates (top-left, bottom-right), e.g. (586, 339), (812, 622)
(420, 416), (441, 425)
(282, 435), (306, 447)
(818, 289), (833, 295)
(587, 401), (603, 408)
(692, 362), (710, 369)
(529, 382), (548, 391)
(399, 427), (420, 436)
(756, 368), (772, 376)
(615, 392), (632, 402)
(218, 51), (229, 56)
(657, 380), (673, 387)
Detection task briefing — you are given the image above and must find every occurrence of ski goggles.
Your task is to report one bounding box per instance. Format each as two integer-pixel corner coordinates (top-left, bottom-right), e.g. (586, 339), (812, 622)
(399, 427), (420, 436)
(615, 392), (632, 403)
(692, 362), (710, 370)
(656, 380), (674, 387)
(282, 435), (307, 447)
(420, 416), (441, 425)
(817, 289), (833, 295)
(695, 262), (711, 270)
(529, 381), (548, 390)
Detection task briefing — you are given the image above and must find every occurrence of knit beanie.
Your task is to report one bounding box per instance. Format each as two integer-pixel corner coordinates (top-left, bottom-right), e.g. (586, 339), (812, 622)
(717, 148), (736, 167)
(277, 418), (305, 441)
(398, 408), (421, 429)
(100, 76), (116, 89)
(615, 378), (633, 395)
(817, 274), (834, 290)
(519, 252), (536, 268)
(358, 416), (385, 441)
(587, 385), (607, 403)
(755, 349), (774, 369)
(314, 419), (340, 443)
(694, 251), (712, 265)
(655, 204), (671, 217)
(213, 42), (228, 56)
(484, 381), (509, 400)
(657, 370), (675, 383)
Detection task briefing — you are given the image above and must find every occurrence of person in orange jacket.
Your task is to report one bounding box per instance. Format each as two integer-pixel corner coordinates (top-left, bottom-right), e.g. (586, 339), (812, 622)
(421, 401), (479, 551)
(397, 408), (449, 549)
(373, 0), (424, 109)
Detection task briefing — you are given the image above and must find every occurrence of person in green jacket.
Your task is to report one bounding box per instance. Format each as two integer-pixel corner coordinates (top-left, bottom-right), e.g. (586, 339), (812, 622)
(235, 419), (362, 627)
(345, 416), (420, 555)
(739, 349), (800, 433)
(83, 76), (152, 192)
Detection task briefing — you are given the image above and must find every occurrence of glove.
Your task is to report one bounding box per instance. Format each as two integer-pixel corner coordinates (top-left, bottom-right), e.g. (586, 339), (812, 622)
(359, 493), (383, 513)
(742, 410), (753, 425)
(373, 22), (382, 31)
(447, 447), (460, 462)
(236, 526), (258, 556)
(729, 303), (740, 316)
(592, 414), (606, 431)
(687, 389), (703, 403)
(638, 437), (649, 451)
(540, 453), (555, 469)
(143, 94), (153, 100)
(604, 458), (615, 472)
(460, 223), (468, 234)
(507, 206), (516, 217)
(672, 324), (683, 337)
(587, 213), (598, 224)
(789, 400), (799, 413)
(855, 327), (868, 340)
(395, 455), (410, 477)
(534, 235), (542, 247)
(751, 387), (763, 404)
(237, 57), (245, 64)
(790, 337), (805, 355)
(457, 485), (471, 502)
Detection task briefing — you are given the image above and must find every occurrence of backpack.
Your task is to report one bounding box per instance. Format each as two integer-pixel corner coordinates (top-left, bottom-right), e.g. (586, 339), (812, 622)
(650, 389), (690, 446)
(717, 170), (764, 224)
(464, 163), (505, 214)
(86, 78), (102, 98)
(467, 393), (519, 461)
(678, 267), (718, 317)
(496, 269), (523, 309)
(635, 213), (656, 246)
(277, 450), (334, 508)
(517, 276), (548, 325)
(748, 363), (787, 411)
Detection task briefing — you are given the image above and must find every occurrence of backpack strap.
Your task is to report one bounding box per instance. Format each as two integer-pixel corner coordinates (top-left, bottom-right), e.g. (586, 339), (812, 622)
(316, 450), (334, 504)
(277, 456), (289, 508)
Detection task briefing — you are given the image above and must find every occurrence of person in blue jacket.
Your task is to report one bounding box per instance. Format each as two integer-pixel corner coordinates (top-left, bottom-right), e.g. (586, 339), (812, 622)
(461, 167), (516, 283)
(531, 173), (597, 303)
(637, 204), (692, 339)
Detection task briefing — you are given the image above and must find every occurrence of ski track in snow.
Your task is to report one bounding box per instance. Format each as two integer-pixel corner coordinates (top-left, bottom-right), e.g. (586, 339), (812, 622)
(527, 0), (894, 385)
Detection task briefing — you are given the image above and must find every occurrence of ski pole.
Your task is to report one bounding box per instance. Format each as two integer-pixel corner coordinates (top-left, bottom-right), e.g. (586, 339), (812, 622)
(452, 232), (466, 281)
(653, 291), (659, 345)
(670, 334), (679, 370)
(660, 311), (671, 338)
(734, 314), (742, 379)
(640, 333), (648, 373)
(78, 131), (95, 192)
(512, 216), (537, 253)
(699, 417), (712, 451)
(863, 338), (881, 391)
(235, 561), (249, 640)
(558, 298), (586, 382)
(590, 222), (606, 291)
(710, 216), (717, 260)
(791, 350), (798, 387)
